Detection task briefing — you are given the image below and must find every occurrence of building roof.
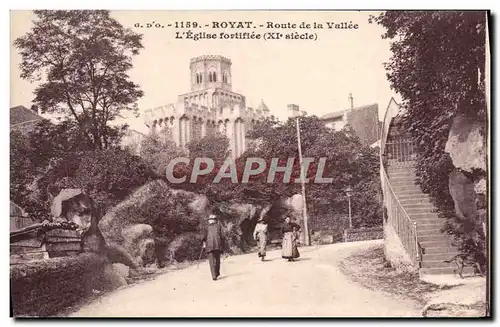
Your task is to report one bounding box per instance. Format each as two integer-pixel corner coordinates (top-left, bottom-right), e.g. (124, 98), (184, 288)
(320, 103), (378, 121)
(257, 99), (269, 111)
(10, 105), (43, 126)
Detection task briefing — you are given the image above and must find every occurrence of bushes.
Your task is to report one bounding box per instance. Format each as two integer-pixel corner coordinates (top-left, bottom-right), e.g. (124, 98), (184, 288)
(10, 253), (107, 317)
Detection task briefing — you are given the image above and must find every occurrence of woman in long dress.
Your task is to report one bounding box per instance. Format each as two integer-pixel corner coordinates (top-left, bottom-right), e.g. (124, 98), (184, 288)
(253, 218), (268, 261)
(281, 216), (301, 262)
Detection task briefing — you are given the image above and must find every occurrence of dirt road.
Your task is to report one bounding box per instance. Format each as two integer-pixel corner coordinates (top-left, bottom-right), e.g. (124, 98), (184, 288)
(70, 240), (422, 317)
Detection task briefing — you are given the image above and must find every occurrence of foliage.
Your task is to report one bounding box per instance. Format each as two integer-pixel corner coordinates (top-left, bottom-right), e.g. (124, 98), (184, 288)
(241, 116), (382, 228)
(139, 127), (187, 178)
(371, 11), (487, 268)
(168, 116), (382, 229)
(113, 181), (205, 265)
(14, 10), (144, 149)
(64, 148), (154, 207)
(10, 119), (150, 218)
(10, 131), (36, 206)
(187, 132), (230, 163)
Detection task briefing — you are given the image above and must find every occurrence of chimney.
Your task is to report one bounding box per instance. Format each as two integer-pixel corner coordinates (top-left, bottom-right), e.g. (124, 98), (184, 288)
(30, 104), (40, 115)
(287, 104), (300, 118)
(348, 93), (354, 109)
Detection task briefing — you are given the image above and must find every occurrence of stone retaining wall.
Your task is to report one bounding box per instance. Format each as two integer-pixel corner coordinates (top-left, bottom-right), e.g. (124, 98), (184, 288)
(343, 227), (383, 243)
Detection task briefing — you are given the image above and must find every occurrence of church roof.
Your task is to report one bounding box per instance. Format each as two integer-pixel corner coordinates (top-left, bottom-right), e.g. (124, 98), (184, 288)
(257, 99), (269, 111)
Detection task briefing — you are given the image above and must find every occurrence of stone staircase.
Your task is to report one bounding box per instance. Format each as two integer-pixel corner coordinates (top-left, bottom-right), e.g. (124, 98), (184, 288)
(386, 165), (471, 275)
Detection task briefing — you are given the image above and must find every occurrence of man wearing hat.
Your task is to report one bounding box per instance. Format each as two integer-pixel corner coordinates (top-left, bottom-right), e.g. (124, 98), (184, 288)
(201, 214), (226, 280)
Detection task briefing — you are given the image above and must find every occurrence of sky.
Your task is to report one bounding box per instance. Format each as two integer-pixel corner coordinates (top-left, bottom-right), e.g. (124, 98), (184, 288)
(10, 10), (401, 134)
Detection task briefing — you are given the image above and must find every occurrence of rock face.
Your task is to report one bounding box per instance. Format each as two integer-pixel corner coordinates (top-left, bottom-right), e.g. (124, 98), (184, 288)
(445, 114), (487, 173)
(445, 114), (487, 260)
(448, 169), (479, 221)
(102, 263), (130, 289)
(167, 232), (204, 262)
(99, 180), (210, 266)
(214, 201), (261, 253)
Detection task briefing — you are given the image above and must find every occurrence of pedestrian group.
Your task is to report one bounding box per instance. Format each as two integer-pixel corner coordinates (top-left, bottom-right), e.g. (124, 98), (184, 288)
(201, 213), (301, 281)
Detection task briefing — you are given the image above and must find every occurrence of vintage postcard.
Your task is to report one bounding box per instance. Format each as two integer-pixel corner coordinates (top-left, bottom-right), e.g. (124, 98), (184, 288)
(9, 9), (490, 318)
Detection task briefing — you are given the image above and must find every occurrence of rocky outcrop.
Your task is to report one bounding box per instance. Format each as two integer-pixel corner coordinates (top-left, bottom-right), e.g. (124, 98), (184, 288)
(99, 180), (210, 267)
(167, 232), (204, 262)
(448, 170), (479, 221)
(444, 114), (486, 174)
(214, 201), (261, 252)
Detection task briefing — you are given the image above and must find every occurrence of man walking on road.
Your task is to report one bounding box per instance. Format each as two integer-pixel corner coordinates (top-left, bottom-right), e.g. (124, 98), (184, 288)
(201, 214), (225, 281)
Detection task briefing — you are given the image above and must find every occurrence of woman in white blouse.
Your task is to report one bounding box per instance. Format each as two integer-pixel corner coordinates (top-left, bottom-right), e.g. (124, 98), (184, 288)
(253, 218), (269, 261)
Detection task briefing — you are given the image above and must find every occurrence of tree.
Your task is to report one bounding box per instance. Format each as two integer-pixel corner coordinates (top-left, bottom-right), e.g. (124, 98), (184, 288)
(11, 119), (150, 218)
(10, 131), (36, 207)
(371, 11), (487, 267)
(181, 116), (382, 228)
(14, 10), (144, 149)
(63, 148), (154, 207)
(11, 119), (91, 219)
(139, 127), (187, 178)
(187, 133), (230, 164)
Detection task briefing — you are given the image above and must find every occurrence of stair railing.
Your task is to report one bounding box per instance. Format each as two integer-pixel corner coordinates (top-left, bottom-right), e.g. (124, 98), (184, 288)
(380, 100), (420, 266)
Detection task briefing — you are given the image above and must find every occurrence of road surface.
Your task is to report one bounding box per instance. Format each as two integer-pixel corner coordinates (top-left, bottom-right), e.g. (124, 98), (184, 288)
(70, 240), (422, 317)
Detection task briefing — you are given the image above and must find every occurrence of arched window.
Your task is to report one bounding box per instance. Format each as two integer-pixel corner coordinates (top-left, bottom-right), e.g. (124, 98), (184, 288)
(212, 72), (217, 82)
(223, 73), (228, 83)
(199, 74), (202, 83)
(208, 72), (212, 82)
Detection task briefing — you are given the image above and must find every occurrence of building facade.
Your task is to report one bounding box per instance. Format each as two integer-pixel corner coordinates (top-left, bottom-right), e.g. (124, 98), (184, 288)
(144, 55), (273, 158)
(321, 94), (380, 147)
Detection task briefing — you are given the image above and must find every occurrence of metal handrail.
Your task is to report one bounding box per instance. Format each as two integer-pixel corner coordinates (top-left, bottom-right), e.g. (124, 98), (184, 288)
(380, 98), (420, 266)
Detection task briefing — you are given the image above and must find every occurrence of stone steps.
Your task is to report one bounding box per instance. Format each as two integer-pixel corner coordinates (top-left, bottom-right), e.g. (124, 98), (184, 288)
(418, 228), (445, 236)
(392, 186), (422, 192)
(409, 212), (439, 219)
(421, 260), (456, 269)
(422, 246), (460, 254)
(402, 203), (434, 209)
(389, 179), (418, 185)
(405, 207), (436, 214)
(422, 252), (459, 261)
(419, 266), (475, 276)
(419, 237), (454, 246)
(399, 199), (432, 207)
(397, 193), (430, 200)
(392, 188), (424, 195)
(418, 234), (454, 243)
(386, 162), (466, 277)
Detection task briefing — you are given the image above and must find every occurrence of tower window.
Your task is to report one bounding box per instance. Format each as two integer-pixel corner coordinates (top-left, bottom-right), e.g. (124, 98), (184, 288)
(209, 71), (217, 82)
(223, 73), (228, 83)
(196, 73), (203, 84)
